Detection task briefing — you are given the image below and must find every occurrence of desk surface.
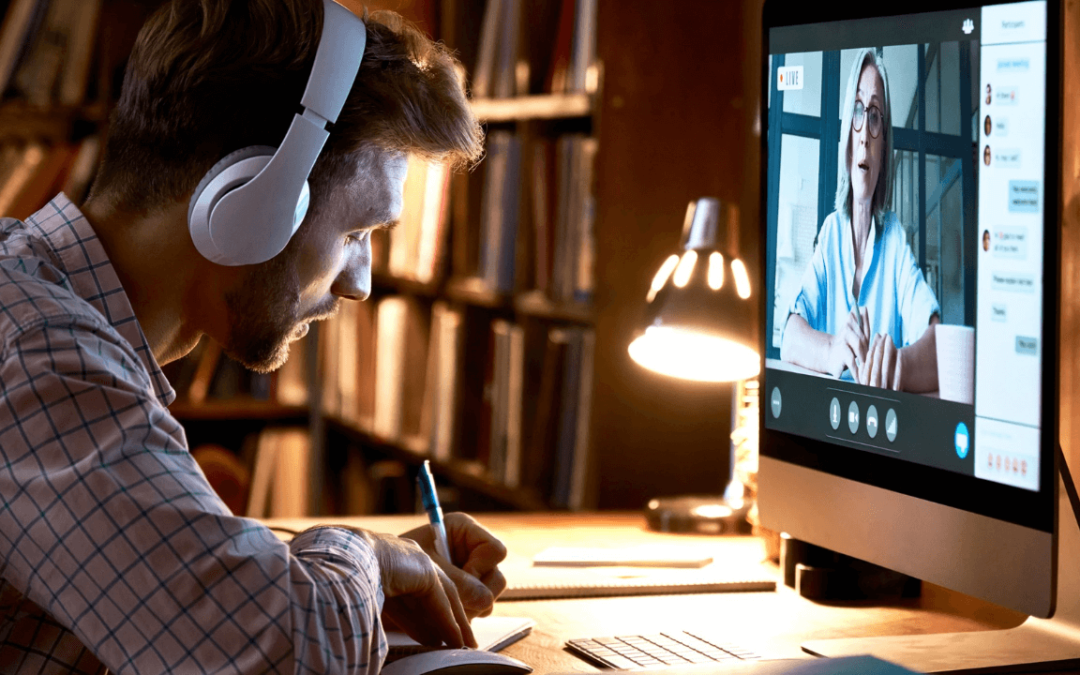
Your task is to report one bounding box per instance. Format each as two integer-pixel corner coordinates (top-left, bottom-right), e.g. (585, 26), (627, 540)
(264, 512), (1047, 674)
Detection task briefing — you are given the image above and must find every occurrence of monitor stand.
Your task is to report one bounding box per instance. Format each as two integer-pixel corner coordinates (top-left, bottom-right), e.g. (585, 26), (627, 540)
(801, 447), (1080, 674)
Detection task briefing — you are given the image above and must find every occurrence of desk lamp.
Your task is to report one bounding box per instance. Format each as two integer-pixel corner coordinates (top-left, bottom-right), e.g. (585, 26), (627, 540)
(629, 197), (760, 534)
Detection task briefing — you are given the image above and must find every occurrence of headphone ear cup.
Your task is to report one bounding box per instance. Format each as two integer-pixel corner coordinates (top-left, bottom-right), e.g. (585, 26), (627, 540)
(188, 145), (277, 262)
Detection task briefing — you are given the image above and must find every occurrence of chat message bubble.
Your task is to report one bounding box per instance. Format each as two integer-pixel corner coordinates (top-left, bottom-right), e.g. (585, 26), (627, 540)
(1016, 335), (1038, 355)
(993, 149), (1022, 168)
(993, 226), (1028, 259)
(993, 118), (1009, 137)
(1009, 181), (1040, 213)
(997, 57), (1030, 72)
(993, 86), (1019, 105)
(992, 272), (1036, 293)
(991, 303), (1008, 322)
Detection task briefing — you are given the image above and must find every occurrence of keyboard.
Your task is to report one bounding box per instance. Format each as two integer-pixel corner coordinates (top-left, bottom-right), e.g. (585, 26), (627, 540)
(566, 631), (762, 670)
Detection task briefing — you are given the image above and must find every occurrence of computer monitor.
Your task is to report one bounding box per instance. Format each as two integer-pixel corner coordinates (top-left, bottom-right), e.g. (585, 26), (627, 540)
(757, 0), (1078, 670)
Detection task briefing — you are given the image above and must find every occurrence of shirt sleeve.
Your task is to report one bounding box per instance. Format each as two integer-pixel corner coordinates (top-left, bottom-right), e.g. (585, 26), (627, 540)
(787, 216), (832, 336)
(0, 315), (387, 675)
(892, 225), (941, 346)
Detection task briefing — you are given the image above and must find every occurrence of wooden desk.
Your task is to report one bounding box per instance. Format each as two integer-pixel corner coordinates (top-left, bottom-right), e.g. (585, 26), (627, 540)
(265, 512), (1044, 674)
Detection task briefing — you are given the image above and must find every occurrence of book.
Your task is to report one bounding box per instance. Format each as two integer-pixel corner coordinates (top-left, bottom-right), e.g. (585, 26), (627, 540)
(428, 303), (463, 462)
(373, 296), (407, 440)
(60, 134), (101, 203)
(567, 328), (594, 509)
(0, 0), (45, 98)
(0, 141), (46, 216)
(9, 141), (75, 219)
(186, 338), (223, 404)
(11, 0), (70, 105)
(477, 131), (522, 293)
(523, 329), (571, 503)
(57, 0), (101, 105)
(545, 0), (575, 94)
(389, 157), (451, 284)
(528, 139), (554, 294)
(245, 427), (312, 518)
(569, 0), (598, 93)
(470, 0), (501, 99)
(491, 0), (521, 99)
(372, 296), (430, 448)
(276, 333), (309, 406)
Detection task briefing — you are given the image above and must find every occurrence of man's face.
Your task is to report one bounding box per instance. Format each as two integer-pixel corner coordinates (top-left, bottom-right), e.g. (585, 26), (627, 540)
(222, 149), (408, 372)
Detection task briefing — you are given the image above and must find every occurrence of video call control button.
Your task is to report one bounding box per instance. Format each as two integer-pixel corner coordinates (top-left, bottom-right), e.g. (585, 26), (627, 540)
(885, 409), (898, 442)
(955, 422), (970, 459)
(847, 401), (860, 434)
(830, 398), (841, 430)
(866, 405), (879, 439)
(771, 387), (782, 419)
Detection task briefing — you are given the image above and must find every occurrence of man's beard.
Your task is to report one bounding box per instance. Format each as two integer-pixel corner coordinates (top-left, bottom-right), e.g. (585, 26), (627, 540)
(222, 251), (335, 374)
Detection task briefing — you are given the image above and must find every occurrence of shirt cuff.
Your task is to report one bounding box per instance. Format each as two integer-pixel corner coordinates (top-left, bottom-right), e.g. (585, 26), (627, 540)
(289, 526), (386, 613)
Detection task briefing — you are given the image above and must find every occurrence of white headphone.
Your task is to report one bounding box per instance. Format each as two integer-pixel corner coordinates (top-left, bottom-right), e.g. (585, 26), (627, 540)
(187, 0), (366, 266)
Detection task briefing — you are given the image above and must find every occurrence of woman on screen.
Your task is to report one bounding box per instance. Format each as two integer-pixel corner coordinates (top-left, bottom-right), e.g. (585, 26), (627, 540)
(780, 48), (941, 392)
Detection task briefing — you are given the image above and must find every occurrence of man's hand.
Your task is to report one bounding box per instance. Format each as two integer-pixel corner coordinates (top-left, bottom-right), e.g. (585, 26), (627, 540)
(862, 332), (903, 390)
(401, 513), (508, 620)
(347, 528), (478, 648)
(827, 307), (870, 380)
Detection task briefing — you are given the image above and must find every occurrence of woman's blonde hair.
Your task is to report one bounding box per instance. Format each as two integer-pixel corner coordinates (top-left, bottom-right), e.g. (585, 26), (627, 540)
(835, 48), (893, 226)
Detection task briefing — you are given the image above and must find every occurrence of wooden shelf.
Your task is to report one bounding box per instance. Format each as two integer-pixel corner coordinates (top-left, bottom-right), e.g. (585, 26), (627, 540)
(169, 400), (309, 421)
(444, 276), (511, 309)
(370, 272), (441, 298)
(514, 290), (594, 323)
(470, 93), (593, 122)
(325, 416), (547, 511)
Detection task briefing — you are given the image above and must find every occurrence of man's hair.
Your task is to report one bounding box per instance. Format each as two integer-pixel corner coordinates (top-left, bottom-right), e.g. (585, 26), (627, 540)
(834, 47), (894, 228)
(89, 0), (483, 214)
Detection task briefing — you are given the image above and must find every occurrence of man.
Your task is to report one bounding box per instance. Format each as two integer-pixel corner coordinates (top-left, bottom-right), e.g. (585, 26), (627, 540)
(0, 1), (499, 673)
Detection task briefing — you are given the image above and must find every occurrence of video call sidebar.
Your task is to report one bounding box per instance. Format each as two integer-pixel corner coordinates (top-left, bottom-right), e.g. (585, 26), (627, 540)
(974, 0), (1045, 492)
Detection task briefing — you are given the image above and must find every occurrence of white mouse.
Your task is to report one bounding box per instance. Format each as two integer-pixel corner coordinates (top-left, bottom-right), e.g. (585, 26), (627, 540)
(379, 649), (533, 675)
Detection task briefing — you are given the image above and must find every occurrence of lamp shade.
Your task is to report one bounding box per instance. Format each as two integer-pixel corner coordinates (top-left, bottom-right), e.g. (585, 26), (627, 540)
(628, 198), (760, 383)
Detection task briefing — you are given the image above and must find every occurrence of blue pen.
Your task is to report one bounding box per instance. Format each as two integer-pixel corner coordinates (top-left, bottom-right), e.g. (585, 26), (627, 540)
(418, 460), (452, 562)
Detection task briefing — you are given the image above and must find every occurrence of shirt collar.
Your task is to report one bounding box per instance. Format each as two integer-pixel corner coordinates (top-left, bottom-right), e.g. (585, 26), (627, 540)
(24, 194), (176, 406)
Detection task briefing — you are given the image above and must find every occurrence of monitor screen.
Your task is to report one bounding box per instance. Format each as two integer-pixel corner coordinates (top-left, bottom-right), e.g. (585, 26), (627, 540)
(760, 0), (1057, 534)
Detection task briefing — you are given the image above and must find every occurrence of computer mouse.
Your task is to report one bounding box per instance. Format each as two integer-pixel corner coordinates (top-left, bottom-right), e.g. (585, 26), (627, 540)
(379, 649), (533, 675)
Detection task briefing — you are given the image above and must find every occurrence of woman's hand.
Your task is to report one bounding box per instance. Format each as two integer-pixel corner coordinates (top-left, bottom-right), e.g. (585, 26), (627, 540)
(827, 307), (871, 379)
(400, 513), (508, 620)
(862, 332), (903, 390)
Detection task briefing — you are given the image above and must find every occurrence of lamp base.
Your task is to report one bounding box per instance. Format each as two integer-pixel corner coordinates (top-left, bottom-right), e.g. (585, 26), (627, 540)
(644, 495), (753, 535)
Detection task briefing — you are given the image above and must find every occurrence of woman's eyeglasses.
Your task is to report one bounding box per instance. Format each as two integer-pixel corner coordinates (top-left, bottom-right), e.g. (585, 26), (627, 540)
(852, 100), (884, 138)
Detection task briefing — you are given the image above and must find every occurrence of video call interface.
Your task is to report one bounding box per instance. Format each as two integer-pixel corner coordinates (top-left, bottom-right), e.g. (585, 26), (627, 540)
(763, 1), (1047, 491)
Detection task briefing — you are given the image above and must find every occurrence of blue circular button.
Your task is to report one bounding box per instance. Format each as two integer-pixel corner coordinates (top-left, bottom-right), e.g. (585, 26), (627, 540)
(955, 422), (970, 459)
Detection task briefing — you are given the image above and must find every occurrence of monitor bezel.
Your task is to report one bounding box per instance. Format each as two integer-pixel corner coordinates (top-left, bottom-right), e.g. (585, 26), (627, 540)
(758, 0), (1061, 534)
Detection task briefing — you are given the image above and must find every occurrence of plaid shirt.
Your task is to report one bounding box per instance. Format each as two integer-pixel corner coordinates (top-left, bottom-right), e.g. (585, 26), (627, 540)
(0, 195), (387, 674)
